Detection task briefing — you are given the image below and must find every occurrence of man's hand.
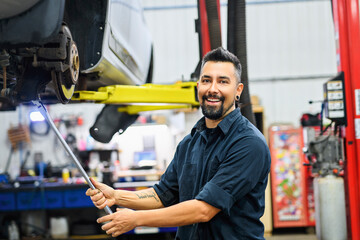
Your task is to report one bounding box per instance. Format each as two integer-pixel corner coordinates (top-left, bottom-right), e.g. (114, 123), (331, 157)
(85, 178), (116, 209)
(98, 208), (137, 237)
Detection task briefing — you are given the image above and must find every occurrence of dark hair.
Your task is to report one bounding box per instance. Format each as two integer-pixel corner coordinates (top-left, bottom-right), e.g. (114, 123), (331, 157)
(201, 47), (242, 83)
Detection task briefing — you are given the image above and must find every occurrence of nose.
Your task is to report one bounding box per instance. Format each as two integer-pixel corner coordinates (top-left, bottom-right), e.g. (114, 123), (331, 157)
(208, 81), (219, 94)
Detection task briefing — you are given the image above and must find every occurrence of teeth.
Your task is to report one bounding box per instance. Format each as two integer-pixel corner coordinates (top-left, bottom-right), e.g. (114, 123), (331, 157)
(207, 99), (220, 102)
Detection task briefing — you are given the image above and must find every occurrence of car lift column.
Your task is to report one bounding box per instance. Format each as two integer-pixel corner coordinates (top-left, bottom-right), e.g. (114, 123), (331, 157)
(332, 0), (360, 239)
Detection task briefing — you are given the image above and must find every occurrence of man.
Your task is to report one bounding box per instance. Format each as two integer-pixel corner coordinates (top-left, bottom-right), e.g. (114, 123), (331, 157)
(86, 47), (271, 239)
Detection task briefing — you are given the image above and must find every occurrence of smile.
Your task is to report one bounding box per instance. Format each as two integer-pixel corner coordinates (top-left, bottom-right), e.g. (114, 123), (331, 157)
(207, 98), (221, 102)
(203, 94), (225, 106)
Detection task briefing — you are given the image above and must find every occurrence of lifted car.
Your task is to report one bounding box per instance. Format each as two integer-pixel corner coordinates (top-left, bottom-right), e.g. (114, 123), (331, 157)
(0, 0), (153, 110)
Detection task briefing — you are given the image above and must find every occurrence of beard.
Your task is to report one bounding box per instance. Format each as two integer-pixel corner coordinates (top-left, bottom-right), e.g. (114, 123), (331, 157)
(201, 94), (233, 120)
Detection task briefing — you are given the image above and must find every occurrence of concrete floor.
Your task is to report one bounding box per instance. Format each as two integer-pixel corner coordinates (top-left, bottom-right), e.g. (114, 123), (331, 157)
(266, 234), (317, 240)
(265, 227), (317, 240)
(114, 232), (318, 240)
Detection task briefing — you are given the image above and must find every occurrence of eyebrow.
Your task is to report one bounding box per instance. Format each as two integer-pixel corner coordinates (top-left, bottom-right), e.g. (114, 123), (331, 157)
(219, 76), (230, 80)
(200, 75), (230, 80)
(201, 75), (211, 79)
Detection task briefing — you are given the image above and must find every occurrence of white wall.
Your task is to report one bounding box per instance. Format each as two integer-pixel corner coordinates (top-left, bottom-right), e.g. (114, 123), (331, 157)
(247, 1), (336, 79)
(251, 78), (328, 126)
(141, 0), (200, 83)
(142, 0), (337, 126)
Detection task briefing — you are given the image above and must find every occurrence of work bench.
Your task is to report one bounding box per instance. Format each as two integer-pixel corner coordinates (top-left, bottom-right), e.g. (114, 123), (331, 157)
(0, 179), (177, 238)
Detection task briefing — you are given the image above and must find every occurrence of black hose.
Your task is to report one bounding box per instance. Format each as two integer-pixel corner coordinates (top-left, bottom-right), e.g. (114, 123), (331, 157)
(227, 0), (256, 126)
(205, 0), (222, 49)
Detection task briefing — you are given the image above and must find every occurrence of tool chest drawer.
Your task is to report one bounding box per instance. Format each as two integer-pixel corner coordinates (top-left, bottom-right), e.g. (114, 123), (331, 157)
(0, 192), (16, 211)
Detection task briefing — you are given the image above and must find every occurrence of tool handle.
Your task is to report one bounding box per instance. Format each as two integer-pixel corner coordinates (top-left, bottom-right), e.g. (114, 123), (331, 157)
(86, 180), (113, 215)
(32, 101), (113, 215)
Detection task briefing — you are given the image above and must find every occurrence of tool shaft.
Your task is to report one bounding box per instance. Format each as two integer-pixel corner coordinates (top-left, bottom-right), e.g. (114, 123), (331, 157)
(32, 101), (113, 215)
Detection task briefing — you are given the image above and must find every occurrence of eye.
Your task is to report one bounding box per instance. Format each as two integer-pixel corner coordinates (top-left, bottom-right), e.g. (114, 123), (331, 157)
(219, 79), (229, 84)
(201, 78), (211, 83)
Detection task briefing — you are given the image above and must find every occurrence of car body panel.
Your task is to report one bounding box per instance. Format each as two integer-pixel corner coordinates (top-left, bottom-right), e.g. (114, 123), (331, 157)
(83, 0), (152, 88)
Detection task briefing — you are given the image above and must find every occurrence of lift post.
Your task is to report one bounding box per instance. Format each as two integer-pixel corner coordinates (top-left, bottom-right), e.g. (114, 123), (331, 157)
(332, 0), (360, 238)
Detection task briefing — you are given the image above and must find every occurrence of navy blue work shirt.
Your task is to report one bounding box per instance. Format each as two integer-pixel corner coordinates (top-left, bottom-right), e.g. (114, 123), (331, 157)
(153, 108), (271, 240)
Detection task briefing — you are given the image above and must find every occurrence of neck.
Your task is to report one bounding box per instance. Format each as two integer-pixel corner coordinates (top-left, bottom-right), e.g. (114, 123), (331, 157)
(205, 118), (222, 128)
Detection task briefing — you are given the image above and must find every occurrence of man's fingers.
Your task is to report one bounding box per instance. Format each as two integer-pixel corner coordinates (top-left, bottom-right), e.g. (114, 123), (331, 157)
(85, 188), (96, 196)
(86, 188), (101, 197)
(97, 215), (112, 224)
(112, 231), (122, 237)
(91, 197), (106, 209)
(102, 220), (117, 233)
(90, 191), (103, 201)
(102, 222), (111, 231)
(99, 200), (110, 209)
(106, 228), (115, 235)
(90, 177), (102, 189)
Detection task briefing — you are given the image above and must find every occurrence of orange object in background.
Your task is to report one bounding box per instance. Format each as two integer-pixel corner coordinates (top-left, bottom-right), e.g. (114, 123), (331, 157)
(7, 124), (30, 149)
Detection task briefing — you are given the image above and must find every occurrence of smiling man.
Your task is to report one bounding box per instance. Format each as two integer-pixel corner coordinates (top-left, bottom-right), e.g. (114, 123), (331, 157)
(86, 47), (271, 239)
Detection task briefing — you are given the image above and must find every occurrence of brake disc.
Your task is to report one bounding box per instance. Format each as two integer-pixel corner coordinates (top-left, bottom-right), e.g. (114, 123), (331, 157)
(53, 25), (80, 103)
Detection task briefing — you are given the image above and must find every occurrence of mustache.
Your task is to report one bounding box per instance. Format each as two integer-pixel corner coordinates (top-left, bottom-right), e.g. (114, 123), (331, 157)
(202, 94), (225, 102)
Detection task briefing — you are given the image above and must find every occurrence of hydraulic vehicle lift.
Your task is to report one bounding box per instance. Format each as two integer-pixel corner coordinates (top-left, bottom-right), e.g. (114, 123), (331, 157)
(71, 81), (199, 114)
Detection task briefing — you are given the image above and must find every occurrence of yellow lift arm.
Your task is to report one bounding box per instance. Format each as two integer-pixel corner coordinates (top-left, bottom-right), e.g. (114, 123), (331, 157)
(71, 81), (199, 114)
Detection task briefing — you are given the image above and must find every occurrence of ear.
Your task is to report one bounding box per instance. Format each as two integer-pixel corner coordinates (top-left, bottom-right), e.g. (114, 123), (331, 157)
(236, 83), (244, 97)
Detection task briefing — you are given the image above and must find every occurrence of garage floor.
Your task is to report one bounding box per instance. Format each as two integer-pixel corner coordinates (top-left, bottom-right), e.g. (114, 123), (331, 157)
(113, 234), (317, 240)
(266, 227), (317, 240)
(113, 232), (318, 240)
(114, 233), (318, 240)
(266, 234), (317, 240)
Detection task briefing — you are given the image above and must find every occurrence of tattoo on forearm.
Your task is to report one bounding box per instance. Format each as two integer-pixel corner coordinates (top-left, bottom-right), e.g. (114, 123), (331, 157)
(135, 191), (160, 202)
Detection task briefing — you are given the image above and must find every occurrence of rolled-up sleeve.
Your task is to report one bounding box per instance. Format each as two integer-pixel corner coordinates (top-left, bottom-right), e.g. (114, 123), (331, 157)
(195, 136), (269, 215)
(195, 182), (235, 215)
(153, 148), (180, 207)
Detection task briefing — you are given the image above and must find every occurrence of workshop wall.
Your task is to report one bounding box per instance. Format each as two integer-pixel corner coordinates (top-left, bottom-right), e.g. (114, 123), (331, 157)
(0, 104), (179, 179)
(142, 0), (337, 127)
(0, 104), (101, 178)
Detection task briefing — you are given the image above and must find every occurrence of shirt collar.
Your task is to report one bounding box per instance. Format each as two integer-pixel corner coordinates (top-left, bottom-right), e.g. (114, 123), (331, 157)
(191, 108), (241, 136)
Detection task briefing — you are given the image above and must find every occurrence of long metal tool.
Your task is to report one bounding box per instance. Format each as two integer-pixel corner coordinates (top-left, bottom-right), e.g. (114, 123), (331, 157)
(32, 100), (113, 215)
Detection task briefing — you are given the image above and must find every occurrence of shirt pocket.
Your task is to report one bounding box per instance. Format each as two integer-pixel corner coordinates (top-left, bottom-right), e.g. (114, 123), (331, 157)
(179, 163), (197, 199)
(207, 156), (221, 180)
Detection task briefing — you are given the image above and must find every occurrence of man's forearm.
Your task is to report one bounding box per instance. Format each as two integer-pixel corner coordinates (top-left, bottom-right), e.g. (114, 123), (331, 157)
(133, 199), (220, 227)
(114, 188), (164, 210)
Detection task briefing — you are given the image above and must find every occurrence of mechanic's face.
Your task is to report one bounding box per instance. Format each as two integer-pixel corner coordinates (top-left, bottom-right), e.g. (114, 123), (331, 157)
(198, 61), (243, 124)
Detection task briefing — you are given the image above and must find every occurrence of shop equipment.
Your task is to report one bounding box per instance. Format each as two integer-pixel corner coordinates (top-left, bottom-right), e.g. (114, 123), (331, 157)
(32, 100), (113, 215)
